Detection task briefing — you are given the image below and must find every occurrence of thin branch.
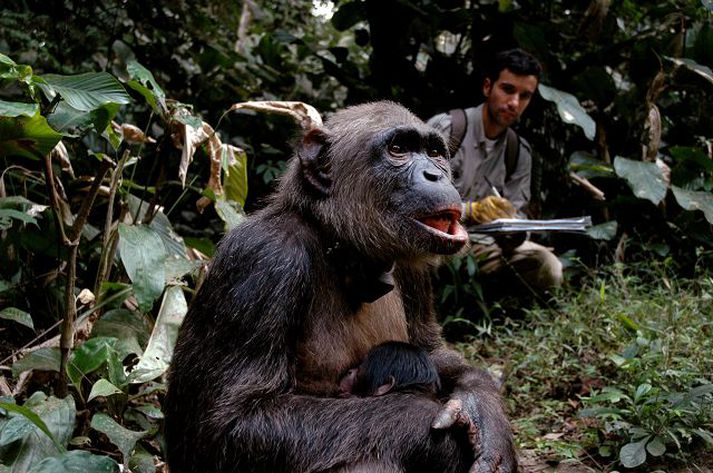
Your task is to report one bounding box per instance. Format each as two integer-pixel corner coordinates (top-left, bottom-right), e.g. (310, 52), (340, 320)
(43, 153), (70, 245)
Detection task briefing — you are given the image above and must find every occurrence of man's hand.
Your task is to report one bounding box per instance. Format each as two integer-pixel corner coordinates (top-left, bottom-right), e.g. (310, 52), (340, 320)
(432, 389), (517, 473)
(464, 196), (517, 224)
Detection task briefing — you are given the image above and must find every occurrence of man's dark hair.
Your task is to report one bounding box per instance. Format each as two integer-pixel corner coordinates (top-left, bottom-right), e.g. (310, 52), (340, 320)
(485, 48), (542, 83)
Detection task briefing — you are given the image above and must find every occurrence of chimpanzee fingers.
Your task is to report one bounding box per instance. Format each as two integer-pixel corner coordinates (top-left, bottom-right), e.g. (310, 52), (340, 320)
(431, 398), (463, 429)
(469, 453), (506, 473)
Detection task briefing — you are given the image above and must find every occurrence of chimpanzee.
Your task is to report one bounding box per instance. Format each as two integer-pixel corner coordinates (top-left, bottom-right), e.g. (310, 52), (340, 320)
(165, 101), (516, 473)
(339, 341), (441, 397)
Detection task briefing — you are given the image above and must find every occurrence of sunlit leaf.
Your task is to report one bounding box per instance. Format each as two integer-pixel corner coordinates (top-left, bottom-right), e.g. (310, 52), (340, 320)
(27, 450), (119, 473)
(223, 145), (249, 206)
(614, 156), (667, 205)
(0, 112), (63, 160)
(568, 151), (614, 179)
(215, 199), (246, 231)
(128, 286), (187, 384)
(671, 186), (713, 224)
(90, 414), (145, 464)
(0, 100), (39, 118)
(666, 56), (713, 86)
(38, 72), (131, 112)
(87, 379), (124, 403)
(538, 84), (595, 140)
(229, 100), (323, 130)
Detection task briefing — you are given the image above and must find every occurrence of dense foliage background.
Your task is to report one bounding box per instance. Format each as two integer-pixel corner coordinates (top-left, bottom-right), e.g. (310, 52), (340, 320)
(0, 1), (711, 471)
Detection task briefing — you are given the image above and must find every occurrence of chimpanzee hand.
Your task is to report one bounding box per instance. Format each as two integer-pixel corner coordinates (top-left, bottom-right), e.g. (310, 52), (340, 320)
(431, 391), (516, 473)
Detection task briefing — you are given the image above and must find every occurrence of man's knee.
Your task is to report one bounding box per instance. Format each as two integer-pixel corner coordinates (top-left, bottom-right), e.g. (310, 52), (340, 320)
(511, 241), (563, 289)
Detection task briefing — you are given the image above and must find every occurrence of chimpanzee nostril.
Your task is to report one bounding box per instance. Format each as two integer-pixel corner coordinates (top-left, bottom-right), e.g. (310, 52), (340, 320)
(423, 169), (442, 182)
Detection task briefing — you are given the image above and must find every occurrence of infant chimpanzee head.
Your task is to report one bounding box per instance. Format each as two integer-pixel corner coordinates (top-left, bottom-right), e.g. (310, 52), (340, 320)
(339, 341), (441, 397)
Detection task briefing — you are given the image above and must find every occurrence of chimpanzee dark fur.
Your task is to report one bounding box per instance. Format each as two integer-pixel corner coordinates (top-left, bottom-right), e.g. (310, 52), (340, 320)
(165, 102), (516, 473)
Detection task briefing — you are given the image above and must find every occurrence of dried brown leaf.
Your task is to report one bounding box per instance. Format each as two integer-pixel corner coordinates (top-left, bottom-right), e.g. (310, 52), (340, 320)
(51, 140), (74, 178)
(229, 100), (323, 130)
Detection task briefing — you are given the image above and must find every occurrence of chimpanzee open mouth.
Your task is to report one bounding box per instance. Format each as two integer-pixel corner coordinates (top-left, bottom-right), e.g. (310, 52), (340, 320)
(414, 208), (468, 244)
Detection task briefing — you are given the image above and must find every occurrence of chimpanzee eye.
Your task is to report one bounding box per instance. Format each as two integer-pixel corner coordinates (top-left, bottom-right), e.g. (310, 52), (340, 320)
(427, 148), (442, 158)
(388, 143), (407, 157)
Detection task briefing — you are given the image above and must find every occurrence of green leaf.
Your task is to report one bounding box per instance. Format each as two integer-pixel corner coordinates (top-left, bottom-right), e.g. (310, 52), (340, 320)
(666, 56), (713, 86)
(586, 221), (618, 241)
(0, 208), (38, 230)
(90, 413), (146, 463)
(634, 383), (652, 402)
(126, 60), (166, 115)
(0, 393), (74, 467)
(92, 309), (150, 358)
(0, 100), (39, 118)
(118, 224), (168, 312)
(129, 286), (187, 384)
(0, 112), (63, 160)
(27, 449), (119, 473)
(671, 186), (713, 224)
(132, 404), (164, 420)
(568, 151), (614, 179)
(87, 379), (124, 403)
(38, 72), (131, 112)
(129, 447), (156, 473)
(12, 348), (61, 377)
(214, 199), (246, 231)
(538, 83), (596, 140)
(67, 337), (116, 392)
(619, 436), (650, 468)
(0, 307), (34, 330)
(646, 436), (666, 457)
(614, 157), (668, 205)
(223, 146), (249, 207)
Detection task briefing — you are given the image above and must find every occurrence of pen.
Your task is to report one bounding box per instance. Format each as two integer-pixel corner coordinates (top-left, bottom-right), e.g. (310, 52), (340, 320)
(483, 176), (502, 198)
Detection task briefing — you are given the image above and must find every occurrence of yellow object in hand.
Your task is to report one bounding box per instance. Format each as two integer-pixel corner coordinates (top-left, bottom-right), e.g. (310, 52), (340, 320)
(465, 196), (517, 224)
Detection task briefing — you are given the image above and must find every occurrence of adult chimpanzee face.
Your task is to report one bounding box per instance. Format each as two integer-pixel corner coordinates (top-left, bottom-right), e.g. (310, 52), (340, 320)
(375, 125), (468, 255)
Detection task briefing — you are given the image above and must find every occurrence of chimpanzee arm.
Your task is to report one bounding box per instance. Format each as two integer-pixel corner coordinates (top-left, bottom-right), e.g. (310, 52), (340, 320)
(399, 265), (517, 473)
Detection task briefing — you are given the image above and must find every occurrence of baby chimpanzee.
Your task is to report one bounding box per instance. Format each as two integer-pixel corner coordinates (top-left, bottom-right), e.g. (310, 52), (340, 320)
(339, 341), (441, 397)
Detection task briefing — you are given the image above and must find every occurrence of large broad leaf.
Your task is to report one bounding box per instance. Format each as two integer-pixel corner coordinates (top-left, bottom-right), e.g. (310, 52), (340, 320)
(128, 286), (187, 384)
(129, 447), (156, 473)
(214, 199), (246, 231)
(126, 196), (187, 259)
(27, 450), (119, 473)
(126, 60), (166, 115)
(67, 337), (117, 393)
(47, 101), (121, 137)
(619, 436), (650, 468)
(0, 112), (63, 160)
(11, 348), (61, 377)
(0, 393), (75, 472)
(92, 308), (151, 358)
(666, 56), (713, 86)
(671, 186), (713, 224)
(38, 72), (130, 112)
(0, 100), (39, 118)
(118, 224), (168, 312)
(614, 156), (668, 205)
(538, 84), (596, 140)
(90, 413), (146, 463)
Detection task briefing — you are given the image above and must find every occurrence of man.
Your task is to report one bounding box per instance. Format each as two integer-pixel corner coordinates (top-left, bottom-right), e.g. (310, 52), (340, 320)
(427, 48), (563, 291)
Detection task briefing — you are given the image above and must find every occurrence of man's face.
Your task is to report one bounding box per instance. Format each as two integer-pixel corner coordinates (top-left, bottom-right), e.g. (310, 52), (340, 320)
(483, 68), (538, 128)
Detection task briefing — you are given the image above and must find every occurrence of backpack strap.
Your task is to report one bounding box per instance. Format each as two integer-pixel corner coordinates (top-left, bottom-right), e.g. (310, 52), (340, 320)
(447, 108), (467, 157)
(505, 127), (520, 181)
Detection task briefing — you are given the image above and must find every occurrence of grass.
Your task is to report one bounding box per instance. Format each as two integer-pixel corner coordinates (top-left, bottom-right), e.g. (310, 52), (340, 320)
(453, 263), (713, 471)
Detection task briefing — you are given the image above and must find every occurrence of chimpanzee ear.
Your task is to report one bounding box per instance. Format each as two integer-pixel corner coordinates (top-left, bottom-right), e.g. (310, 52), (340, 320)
(374, 376), (396, 396)
(298, 127), (332, 197)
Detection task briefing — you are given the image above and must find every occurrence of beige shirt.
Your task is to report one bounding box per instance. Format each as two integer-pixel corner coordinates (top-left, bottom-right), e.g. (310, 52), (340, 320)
(427, 104), (532, 212)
